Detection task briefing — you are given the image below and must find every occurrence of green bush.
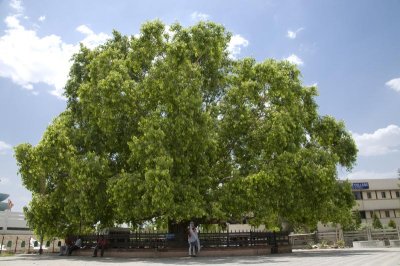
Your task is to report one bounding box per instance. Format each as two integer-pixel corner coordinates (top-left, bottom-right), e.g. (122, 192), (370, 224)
(336, 239), (345, 248)
(306, 241), (317, 249)
(319, 240), (328, 249)
(388, 219), (396, 229)
(372, 214), (383, 229)
(0, 252), (14, 257)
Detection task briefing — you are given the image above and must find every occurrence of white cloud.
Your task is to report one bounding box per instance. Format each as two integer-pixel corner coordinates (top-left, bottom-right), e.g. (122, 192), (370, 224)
(0, 177), (10, 185)
(305, 82), (318, 88)
(0, 15), (76, 98)
(164, 25), (175, 40)
(284, 54), (304, 66)
(76, 24), (93, 35)
(227, 34), (249, 59)
(352, 125), (400, 156)
(385, 77), (400, 92)
(38, 15), (46, 22)
(191, 11), (210, 21)
(0, 12), (110, 98)
(5, 15), (23, 29)
(287, 27), (304, 39)
(10, 0), (23, 13)
(344, 170), (398, 180)
(0, 141), (12, 155)
(287, 31), (296, 39)
(76, 24), (110, 49)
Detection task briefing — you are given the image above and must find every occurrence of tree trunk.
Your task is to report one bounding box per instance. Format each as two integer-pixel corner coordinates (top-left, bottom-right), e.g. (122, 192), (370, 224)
(39, 235), (44, 255)
(168, 220), (189, 248)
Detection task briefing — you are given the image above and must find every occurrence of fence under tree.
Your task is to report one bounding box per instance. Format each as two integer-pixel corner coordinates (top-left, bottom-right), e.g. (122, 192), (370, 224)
(80, 230), (290, 250)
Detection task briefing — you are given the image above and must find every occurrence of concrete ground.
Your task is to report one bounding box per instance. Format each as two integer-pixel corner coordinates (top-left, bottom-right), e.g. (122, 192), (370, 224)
(1, 248), (400, 266)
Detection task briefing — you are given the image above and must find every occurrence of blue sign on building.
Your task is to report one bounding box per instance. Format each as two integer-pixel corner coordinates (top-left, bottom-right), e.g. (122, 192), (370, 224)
(352, 182), (369, 190)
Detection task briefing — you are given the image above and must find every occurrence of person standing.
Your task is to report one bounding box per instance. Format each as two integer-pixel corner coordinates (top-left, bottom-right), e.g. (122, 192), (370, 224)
(188, 222), (200, 256)
(193, 226), (200, 254)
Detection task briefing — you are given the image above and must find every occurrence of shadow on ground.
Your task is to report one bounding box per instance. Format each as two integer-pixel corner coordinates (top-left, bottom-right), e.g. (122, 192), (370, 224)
(0, 248), (398, 265)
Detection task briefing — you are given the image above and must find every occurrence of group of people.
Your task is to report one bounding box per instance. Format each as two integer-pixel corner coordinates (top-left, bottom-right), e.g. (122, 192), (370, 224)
(188, 221), (201, 257)
(59, 223), (199, 257)
(59, 235), (106, 257)
(59, 236), (82, 256)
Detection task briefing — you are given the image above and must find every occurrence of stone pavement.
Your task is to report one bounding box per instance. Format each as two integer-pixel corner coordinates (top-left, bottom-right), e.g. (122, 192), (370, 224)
(0, 248), (399, 266)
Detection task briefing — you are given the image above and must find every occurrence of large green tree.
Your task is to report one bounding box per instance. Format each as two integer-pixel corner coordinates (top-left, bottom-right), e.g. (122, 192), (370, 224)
(15, 21), (357, 237)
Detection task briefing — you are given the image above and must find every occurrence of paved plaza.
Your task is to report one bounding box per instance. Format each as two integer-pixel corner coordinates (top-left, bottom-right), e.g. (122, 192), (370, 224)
(0, 248), (399, 266)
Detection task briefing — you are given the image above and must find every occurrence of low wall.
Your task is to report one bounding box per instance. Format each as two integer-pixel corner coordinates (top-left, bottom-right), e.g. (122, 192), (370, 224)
(74, 245), (291, 258)
(352, 241), (385, 248)
(389, 240), (400, 247)
(276, 245), (292, 254)
(0, 235), (64, 254)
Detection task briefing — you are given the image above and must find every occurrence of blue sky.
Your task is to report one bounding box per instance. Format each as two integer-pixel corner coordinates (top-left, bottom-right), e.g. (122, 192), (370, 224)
(1, 0), (399, 211)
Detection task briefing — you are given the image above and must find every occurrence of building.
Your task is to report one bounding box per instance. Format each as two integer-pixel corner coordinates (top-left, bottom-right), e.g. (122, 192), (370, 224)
(0, 192), (36, 252)
(0, 211), (32, 235)
(351, 178), (400, 226)
(0, 211), (36, 252)
(0, 192), (32, 234)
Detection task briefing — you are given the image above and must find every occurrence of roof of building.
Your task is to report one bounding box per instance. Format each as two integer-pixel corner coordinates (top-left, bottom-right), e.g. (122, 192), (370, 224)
(349, 178), (400, 190)
(0, 193), (9, 202)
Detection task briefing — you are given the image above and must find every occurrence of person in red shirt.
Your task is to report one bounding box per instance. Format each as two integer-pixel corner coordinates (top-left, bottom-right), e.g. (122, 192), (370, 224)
(93, 235), (107, 257)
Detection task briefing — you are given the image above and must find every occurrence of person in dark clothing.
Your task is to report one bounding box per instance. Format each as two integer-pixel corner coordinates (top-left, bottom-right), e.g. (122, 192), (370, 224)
(68, 236), (82, 256)
(93, 235), (107, 257)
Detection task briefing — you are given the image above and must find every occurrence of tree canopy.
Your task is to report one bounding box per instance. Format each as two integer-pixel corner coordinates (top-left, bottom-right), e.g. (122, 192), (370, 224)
(15, 20), (357, 237)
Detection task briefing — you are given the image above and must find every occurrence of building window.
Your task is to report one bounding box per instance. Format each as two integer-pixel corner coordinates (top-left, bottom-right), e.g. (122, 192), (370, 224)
(360, 211), (366, 219)
(396, 191), (400, 198)
(7, 241), (12, 247)
(21, 241), (25, 248)
(354, 191), (363, 200)
(367, 192), (372, 199)
(370, 211), (374, 218)
(46, 241), (51, 247)
(381, 192), (386, 198)
(385, 211), (390, 218)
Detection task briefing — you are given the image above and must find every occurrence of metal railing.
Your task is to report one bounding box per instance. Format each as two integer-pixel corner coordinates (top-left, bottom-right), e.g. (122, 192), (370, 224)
(80, 230), (290, 250)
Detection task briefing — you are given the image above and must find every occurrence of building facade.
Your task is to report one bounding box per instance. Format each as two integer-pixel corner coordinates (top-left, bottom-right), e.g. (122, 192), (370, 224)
(0, 210), (36, 252)
(0, 211), (32, 235)
(351, 178), (400, 226)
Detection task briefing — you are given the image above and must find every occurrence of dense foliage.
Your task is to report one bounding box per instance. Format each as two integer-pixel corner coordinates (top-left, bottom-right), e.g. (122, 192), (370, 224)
(15, 21), (357, 237)
(372, 213), (383, 229)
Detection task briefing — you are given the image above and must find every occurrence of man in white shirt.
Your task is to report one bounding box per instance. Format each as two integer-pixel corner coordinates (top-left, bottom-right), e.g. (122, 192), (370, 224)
(68, 236), (82, 256)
